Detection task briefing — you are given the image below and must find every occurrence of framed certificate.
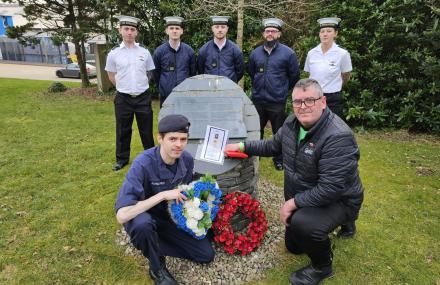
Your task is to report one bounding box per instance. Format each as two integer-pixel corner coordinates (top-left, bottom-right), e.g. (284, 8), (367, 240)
(198, 125), (229, 165)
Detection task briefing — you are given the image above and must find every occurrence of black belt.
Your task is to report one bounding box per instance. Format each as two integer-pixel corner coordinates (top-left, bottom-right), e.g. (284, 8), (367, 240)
(117, 90), (148, 98)
(324, 91), (341, 96)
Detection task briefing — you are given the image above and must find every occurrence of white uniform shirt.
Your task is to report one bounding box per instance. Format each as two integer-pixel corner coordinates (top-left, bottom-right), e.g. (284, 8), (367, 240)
(105, 42), (155, 95)
(304, 42), (352, 93)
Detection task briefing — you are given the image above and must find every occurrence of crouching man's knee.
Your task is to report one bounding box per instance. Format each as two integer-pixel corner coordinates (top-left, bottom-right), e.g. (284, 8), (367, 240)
(190, 240), (215, 264)
(290, 209), (328, 242)
(124, 212), (157, 248)
(199, 247), (215, 263)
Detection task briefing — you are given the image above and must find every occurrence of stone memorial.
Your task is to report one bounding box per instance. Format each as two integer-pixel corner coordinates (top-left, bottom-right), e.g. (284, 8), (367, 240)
(159, 75), (261, 230)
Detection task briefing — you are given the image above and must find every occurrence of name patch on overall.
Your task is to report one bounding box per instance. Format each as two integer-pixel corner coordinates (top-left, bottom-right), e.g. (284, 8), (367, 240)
(151, 181), (166, 186)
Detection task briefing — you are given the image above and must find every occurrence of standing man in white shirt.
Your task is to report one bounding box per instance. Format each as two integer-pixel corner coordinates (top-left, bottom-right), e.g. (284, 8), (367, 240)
(304, 17), (352, 119)
(105, 15), (156, 171)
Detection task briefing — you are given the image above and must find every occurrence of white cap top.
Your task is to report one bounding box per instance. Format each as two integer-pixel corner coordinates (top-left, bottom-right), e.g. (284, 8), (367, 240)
(262, 18), (284, 30)
(210, 16), (231, 25)
(317, 17), (341, 28)
(116, 15), (140, 27)
(165, 16), (184, 27)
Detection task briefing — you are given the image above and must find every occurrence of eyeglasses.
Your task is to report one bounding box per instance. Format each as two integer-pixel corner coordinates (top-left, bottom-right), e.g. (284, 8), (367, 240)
(292, 97), (322, 108)
(264, 30), (279, 34)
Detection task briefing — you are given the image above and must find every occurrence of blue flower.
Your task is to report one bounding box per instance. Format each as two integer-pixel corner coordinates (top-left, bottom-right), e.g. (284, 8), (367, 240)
(176, 214), (186, 226)
(200, 202), (209, 212)
(212, 199), (222, 205)
(210, 205), (219, 220)
(194, 181), (213, 192)
(193, 187), (201, 198)
(171, 202), (183, 213)
(210, 188), (222, 199)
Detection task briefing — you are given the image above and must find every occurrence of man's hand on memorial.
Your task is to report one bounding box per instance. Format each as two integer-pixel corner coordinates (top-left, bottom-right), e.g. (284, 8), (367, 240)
(162, 188), (187, 204)
(279, 198), (297, 226)
(225, 143), (241, 153)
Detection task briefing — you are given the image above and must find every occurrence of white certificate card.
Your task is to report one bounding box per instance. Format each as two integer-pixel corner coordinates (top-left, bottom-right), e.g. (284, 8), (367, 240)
(199, 125), (229, 165)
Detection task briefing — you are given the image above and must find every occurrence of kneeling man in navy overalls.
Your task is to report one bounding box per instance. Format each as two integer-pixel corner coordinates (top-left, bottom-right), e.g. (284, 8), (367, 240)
(115, 114), (214, 285)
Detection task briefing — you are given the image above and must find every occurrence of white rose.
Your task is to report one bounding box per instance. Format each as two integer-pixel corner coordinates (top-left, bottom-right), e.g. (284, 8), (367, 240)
(192, 197), (200, 208)
(184, 200), (194, 210)
(186, 218), (198, 230)
(186, 207), (196, 218)
(194, 227), (205, 237)
(192, 208), (204, 220)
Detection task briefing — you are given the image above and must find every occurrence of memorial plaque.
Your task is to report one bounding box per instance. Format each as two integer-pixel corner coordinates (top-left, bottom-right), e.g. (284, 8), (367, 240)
(169, 97), (246, 139)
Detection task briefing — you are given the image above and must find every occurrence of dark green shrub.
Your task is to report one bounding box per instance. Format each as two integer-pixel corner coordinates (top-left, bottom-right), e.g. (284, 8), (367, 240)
(48, 82), (67, 93)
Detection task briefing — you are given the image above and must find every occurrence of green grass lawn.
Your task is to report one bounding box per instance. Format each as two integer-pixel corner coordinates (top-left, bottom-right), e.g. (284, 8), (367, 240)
(0, 78), (439, 284)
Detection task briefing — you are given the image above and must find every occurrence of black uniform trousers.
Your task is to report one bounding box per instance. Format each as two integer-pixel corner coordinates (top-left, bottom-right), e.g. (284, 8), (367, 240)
(114, 91), (155, 164)
(159, 96), (166, 108)
(285, 202), (350, 268)
(253, 102), (286, 165)
(324, 92), (344, 119)
(124, 212), (215, 272)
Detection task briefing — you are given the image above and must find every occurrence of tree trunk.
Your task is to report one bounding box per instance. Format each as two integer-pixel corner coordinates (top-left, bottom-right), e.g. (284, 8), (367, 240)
(81, 39), (90, 84)
(74, 39), (90, 87)
(67, 0), (89, 87)
(237, 0), (244, 89)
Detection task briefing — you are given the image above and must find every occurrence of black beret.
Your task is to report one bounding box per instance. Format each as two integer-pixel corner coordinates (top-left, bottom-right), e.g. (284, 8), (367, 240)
(158, 114), (190, 133)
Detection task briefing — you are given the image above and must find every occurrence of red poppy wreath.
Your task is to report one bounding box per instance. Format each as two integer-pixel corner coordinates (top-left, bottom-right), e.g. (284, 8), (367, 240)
(212, 192), (268, 255)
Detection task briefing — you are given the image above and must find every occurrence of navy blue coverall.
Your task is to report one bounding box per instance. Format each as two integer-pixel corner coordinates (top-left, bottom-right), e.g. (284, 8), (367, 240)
(249, 43), (300, 165)
(197, 39), (244, 83)
(115, 147), (215, 271)
(153, 42), (196, 107)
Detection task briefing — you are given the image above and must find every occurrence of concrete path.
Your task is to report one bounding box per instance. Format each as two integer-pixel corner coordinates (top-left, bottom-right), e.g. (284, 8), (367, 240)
(0, 62), (95, 83)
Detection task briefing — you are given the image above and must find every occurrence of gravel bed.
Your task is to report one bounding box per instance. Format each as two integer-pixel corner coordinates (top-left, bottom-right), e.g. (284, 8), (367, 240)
(115, 180), (285, 284)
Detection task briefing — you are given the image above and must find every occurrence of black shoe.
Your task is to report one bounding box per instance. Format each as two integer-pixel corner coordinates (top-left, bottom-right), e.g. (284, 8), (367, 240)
(274, 161), (284, 171)
(289, 264), (333, 285)
(337, 221), (356, 238)
(112, 161), (128, 171)
(149, 266), (178, 285)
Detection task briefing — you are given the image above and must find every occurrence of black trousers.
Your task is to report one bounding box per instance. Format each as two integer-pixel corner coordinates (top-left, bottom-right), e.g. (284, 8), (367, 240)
(285, 202), (350, 267)
(159, 96), (166, 108)
(114, 91), (154, 163)
(324, 92), (343, 119)
(124, 212), (215, 272)
(253, 102), (286, 164)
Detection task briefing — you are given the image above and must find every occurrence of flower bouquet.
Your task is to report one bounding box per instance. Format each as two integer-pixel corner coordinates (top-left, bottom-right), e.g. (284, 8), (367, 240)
(168, 174), (222, 239)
